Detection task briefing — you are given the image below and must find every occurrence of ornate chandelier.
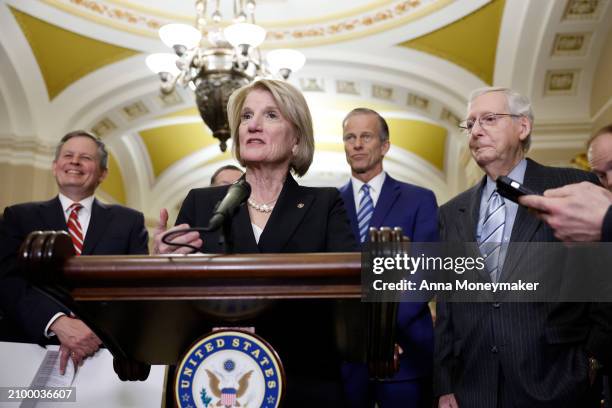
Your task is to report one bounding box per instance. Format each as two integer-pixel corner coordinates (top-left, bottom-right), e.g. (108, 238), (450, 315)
(146, 0), (306, 152)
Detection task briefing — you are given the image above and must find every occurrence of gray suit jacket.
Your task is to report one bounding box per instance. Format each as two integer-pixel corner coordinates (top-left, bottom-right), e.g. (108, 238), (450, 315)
(434, 159), (608, 408)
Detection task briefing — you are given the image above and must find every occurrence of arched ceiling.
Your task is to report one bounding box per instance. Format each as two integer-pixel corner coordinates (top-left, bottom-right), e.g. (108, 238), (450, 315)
(0, 0), (610, 221)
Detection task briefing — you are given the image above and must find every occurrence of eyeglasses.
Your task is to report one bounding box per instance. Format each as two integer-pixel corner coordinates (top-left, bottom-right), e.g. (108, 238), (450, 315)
(342, 133), (376, 145)
(458, 113), (520, 134)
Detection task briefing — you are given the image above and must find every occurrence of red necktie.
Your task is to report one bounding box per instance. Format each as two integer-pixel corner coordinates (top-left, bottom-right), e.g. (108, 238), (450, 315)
(67, 203), (84, 255)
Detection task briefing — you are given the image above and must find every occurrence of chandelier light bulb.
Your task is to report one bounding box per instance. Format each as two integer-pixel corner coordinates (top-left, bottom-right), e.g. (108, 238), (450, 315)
(266, 49), (306, 75)
(146, 0), (306, 153)
(224, 23), (266, 48)
(159, 23), (202, 49)
(145, 53), (180, 76)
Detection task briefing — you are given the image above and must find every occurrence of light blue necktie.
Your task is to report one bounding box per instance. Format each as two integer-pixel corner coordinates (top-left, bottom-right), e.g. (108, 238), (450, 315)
(357, 184), (374, 243)
(478, 190), (506, 282)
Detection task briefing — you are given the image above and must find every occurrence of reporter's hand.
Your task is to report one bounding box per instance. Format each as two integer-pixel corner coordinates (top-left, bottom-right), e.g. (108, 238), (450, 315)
(152, 208), (202, 254)
(519, 182), (612, 242)
(438, 393), (459, 408)
(50, 316), (101, 375)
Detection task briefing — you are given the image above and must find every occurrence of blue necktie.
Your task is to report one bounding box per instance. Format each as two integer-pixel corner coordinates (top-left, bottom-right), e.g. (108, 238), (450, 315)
(357, 184), (374, 243)
(478, 190), (506, 282)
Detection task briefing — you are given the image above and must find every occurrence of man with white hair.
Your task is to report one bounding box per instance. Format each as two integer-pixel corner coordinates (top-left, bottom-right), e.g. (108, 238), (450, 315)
(435, 88), (608, 408)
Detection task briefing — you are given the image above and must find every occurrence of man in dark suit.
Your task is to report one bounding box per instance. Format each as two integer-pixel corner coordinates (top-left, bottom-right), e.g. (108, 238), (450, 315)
(520, 125), (612, 242)
(0, 130), (148, 374)
(338, 108), (438, 408)
(435, 87), (609, 408)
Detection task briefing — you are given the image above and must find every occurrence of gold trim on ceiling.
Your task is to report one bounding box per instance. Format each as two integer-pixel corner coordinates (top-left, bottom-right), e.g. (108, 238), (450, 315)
(41, 0), (166, 37)
(41, 0), (455, 48)
(106, 0), (397, 27)
(399, 0), (505, 85)
(11, 6), (139, 100)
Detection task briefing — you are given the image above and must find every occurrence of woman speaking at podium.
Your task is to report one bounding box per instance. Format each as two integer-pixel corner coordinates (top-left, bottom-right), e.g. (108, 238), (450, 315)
(153, 78), (358, 406)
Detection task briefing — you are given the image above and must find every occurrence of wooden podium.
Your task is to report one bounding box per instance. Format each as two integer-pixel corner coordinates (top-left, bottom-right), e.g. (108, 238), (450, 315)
(18, 231), (399, 388)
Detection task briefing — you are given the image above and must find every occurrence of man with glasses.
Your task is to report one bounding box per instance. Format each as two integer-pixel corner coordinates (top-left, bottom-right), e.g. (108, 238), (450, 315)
(339, 108), (438, 408)
(435, 88), (608, 407)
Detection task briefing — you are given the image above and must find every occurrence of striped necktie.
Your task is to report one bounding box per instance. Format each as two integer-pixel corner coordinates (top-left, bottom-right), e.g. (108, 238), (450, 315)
(67, 203), (84, 255)
(478, 190), (506, 282)
(357, 184), (374, 243)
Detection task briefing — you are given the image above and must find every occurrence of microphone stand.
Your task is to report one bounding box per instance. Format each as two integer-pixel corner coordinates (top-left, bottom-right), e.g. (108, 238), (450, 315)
(219, 216), (235, 254)
(161, 177), (250, 254)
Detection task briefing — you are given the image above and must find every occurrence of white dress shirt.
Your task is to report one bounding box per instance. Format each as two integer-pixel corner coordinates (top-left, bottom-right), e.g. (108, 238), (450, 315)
(45, 194), (96, 337)
(350, 171), (386, 210)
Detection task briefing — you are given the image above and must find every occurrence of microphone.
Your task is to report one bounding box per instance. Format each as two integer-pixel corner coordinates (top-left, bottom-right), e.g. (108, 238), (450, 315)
(206, 176), (251, 231)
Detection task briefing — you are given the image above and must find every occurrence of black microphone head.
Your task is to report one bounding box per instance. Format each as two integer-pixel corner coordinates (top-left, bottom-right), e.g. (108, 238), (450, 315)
(225, 176), (251, 210)
(232, 175), (251, 197)
(206, 175), (252, 231)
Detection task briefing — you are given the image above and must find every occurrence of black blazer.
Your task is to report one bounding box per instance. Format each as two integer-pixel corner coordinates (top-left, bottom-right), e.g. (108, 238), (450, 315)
(434, 159), (609, 408)
(0, 197), (148, 342)
(175, 174), (358, 399)
(176, 174), (357, 253)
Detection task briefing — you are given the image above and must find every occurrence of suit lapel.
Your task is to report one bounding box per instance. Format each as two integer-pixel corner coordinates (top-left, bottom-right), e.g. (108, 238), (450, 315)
(502, 159), (546, 280)
(82, 199), (111, 255)
(457, 181), (483, 242)
(231, 204), (260, 253)
(258, 175), (313, 252)
(508, 159), (545, 243)
(460, 180), (490, 282)
(339, 181), (360, 243)
(38, 197), (68, 231)
(370, 175), (400, 229)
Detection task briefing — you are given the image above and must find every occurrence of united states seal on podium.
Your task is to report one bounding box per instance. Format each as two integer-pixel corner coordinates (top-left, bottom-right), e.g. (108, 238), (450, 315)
(175, 330), (285, 408)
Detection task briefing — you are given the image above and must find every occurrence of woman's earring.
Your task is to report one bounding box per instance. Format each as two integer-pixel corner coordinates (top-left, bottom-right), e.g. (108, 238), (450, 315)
(292, 145), (298, 155)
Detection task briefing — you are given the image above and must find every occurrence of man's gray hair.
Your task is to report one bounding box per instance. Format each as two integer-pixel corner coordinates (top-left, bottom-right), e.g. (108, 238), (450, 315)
(342, 108), (390, 142)
(54, 130), (108, 169)
(468, 87), (534, 152)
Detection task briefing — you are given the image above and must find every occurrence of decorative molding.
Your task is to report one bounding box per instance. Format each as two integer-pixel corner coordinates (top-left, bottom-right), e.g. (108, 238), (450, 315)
(121, 100), (149, 121)
(300, 78), (325, 92)
(406, 93), (429, 110)
(42, 0), (455, 47)
(0, 138), (55, 168)
(544, 69), (580, 96)
(91, 117), (117, 136)
(336, 80), (360, 95)
(551, 32), (591, 56)
(562, 0), (604, 21)
(440, 108), (461, 127)
(156, 91), (183, 107)
(372, 84), (393, 100)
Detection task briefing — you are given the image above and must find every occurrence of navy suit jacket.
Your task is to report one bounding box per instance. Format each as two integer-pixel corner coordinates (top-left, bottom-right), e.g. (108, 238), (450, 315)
(0, 197), (149, 342)
(340, 174), (439, 380)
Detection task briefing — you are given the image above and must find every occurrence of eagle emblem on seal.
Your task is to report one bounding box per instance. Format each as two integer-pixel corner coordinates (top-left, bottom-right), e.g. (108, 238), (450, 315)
(205, 365), (253, 407)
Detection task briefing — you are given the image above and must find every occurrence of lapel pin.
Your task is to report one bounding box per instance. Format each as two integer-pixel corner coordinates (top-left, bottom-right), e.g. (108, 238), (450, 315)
(297, 203), (304, 208)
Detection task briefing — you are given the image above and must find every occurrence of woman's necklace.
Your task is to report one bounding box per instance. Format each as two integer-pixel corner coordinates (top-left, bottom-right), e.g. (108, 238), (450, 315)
(247, 197), (277, 213)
